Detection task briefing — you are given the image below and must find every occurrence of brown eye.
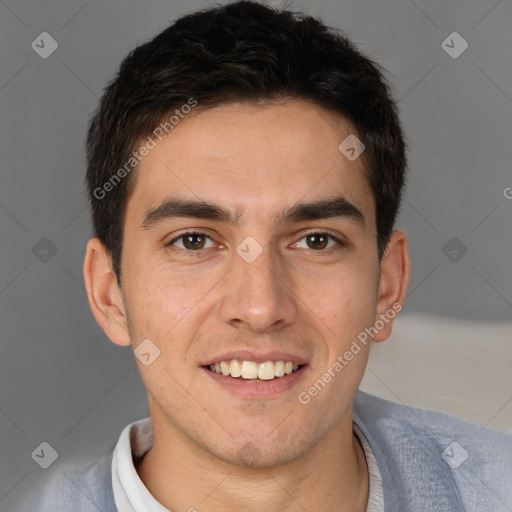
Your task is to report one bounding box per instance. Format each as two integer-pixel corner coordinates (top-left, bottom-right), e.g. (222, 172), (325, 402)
(168, 232), (215, 251)
(182, 233), (207, 250)
(306, 233), (329, 250)
(292, 232), (343, 251)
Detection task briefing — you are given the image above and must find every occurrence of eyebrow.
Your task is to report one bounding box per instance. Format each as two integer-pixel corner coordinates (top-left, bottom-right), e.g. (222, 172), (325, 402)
(140, 195), (365, 230)
(282, 197), (365, 225)
(141, 198), (237, 229)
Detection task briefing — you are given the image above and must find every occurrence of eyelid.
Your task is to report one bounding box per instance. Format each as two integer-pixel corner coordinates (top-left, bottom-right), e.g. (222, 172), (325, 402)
(294, 228), (346, 246)
(166, 230), (218, 248)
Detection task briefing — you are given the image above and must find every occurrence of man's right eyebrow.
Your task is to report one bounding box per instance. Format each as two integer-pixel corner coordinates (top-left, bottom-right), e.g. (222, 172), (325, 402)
(140, 198), (238, 229)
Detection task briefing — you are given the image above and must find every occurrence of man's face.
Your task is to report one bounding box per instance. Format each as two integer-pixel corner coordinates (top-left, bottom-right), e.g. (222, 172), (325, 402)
(120, 100), (382, 466)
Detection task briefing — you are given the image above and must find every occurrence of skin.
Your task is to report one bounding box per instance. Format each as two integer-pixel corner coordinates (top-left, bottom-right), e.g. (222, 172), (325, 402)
(84, 99), (410, 512)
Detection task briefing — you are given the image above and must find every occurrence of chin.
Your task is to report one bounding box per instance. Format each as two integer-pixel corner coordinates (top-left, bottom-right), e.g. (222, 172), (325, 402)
(208, 434), (312, 469)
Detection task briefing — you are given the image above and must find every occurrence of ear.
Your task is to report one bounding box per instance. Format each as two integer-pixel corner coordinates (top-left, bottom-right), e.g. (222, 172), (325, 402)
(373, 230), (410, 342)
(83, 237), (131, 347)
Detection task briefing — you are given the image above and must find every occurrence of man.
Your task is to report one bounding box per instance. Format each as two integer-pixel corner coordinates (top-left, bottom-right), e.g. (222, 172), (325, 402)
(29, 1), (512, 511)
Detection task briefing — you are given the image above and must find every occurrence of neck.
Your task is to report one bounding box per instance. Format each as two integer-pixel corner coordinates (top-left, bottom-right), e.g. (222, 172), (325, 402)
(137, 408), (369, 512)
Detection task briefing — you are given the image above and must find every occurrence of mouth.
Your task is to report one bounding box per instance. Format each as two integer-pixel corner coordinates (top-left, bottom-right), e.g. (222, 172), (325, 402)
(205, 359), (303, 382)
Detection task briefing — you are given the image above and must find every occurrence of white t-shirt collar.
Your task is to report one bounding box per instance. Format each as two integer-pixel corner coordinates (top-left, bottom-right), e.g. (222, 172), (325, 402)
(111, 417), (384, 512)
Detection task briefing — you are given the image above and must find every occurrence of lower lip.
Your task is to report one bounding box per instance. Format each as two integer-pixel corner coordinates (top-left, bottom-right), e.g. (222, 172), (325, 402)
(202, 366), (308, 400)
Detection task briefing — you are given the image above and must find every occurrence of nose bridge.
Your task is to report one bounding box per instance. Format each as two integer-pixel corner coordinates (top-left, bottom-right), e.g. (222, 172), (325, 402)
(239, 243), (281, 298)
(220, 240), (297, 332)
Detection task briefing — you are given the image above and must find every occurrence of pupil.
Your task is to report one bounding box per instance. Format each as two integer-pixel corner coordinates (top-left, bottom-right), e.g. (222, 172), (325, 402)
(308, 234), (327, 250)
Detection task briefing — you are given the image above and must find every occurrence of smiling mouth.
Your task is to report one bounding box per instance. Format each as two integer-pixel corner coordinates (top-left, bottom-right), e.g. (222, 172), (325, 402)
(206, 359), (303, 381)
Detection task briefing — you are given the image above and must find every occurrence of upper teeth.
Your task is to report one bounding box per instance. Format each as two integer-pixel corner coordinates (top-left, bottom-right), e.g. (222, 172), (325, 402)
(209, 360), (300, 380)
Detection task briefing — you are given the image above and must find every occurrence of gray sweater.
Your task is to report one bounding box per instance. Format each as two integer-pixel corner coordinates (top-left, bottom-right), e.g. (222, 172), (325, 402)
(23, 391), (512, 511)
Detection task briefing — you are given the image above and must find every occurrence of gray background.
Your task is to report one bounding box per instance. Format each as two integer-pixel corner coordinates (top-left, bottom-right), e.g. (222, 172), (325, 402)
(1, 0), (511, 509)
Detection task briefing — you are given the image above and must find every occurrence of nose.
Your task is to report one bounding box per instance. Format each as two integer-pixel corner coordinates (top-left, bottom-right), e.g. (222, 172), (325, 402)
(219, 243), (298, 334)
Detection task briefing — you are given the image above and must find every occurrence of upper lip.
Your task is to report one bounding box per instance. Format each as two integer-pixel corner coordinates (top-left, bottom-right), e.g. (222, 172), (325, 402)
(201, 350), (309, 367)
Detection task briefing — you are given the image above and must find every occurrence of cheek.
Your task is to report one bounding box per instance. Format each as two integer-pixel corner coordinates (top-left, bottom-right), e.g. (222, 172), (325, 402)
(126, 276), (197, 396)
(125, 267), (222, 367)
(125, 259), (199, 325)
(297, 265), (379, 336)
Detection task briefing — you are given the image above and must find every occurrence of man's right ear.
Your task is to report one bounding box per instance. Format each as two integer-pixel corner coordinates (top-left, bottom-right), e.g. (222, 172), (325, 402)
(83, 238), (131, 347)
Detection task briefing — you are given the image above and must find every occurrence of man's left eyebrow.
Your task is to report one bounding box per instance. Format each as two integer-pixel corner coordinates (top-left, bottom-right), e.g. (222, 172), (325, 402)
(281, 196), (366, 226)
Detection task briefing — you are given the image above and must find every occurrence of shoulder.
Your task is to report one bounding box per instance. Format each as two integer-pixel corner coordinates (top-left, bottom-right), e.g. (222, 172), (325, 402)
(354, 390), (512, 511)
(21, 450), (116, 512)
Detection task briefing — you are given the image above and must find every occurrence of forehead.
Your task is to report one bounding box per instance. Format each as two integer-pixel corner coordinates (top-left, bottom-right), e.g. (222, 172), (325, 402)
(127, 99), (374, 226)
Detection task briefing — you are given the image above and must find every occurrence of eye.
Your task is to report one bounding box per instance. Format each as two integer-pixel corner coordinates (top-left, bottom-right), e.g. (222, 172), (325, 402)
(293, 232), (343, 251)
(167, 232), (216, 251)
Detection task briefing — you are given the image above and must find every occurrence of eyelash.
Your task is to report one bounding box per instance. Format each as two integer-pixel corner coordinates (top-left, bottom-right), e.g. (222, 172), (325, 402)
(165, 230), (345, 254)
